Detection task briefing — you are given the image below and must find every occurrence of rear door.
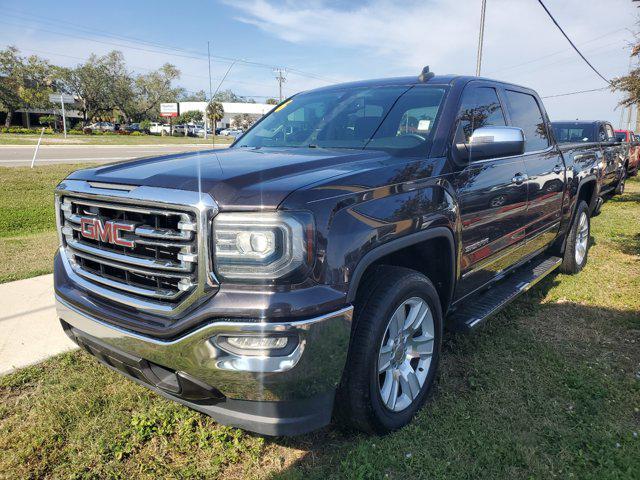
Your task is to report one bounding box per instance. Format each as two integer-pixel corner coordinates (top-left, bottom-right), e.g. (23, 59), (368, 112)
(452, 83), (529, 300)
(601, 123), (620, 190)
(502, 88), (565, 255)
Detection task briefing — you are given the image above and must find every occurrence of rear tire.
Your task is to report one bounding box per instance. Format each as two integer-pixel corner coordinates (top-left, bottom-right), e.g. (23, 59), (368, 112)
(615, 170), (627, 195)
(337, 266), (442, 433)
(560, 200), (590, 274)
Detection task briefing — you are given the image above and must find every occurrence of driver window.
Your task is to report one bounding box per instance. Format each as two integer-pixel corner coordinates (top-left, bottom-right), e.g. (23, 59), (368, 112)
(605, 124), (615, 140)
(598, 126), (607, 142)
(455, 87), (506, 143)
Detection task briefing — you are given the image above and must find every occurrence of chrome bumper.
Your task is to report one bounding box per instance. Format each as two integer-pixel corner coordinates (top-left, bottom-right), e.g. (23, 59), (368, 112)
(56, 296), (353, 403)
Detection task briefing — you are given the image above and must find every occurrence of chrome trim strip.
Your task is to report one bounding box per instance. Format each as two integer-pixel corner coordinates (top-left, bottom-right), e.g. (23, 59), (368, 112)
(74, 267), (182, 300)
(57, 295), (354, 400)
(66, 238), (191, 271)
(70, 250), (194, 280)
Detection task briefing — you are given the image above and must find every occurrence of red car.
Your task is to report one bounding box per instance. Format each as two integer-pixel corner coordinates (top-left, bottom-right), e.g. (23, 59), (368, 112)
(614, 129), (639, 176)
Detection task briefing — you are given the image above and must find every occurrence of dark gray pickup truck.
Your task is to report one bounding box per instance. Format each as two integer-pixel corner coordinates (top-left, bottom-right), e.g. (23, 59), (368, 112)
(551, 120), (627, 203)
(54, 69), (602, 435)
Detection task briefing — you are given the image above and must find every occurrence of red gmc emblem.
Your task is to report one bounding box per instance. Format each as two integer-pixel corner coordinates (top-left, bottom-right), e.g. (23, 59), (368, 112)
(80, 218), (135, 248)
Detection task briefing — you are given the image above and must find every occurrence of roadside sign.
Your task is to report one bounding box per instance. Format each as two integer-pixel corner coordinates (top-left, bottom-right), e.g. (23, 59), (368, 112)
(49, 93), (75, 104)
(160, 103), (179, 117)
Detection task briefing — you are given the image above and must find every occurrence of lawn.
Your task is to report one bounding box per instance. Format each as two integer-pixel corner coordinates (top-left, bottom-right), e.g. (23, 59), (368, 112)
(0, 178), (638, 478)
(0, 163), (91, 283)
(0, 133), (234, 146)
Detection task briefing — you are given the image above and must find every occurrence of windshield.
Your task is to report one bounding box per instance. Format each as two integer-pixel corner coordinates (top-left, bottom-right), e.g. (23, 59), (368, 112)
(551, 123), (596, 143)
(615, 132), (628, 142)
(235, 85), (447, 157)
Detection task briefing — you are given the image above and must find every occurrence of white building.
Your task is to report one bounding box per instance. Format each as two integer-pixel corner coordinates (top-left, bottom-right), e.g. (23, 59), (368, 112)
(178, 102), (274, 129)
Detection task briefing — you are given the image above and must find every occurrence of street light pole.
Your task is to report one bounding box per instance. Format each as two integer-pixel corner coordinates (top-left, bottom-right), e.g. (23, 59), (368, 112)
(476, 0), (487, 77)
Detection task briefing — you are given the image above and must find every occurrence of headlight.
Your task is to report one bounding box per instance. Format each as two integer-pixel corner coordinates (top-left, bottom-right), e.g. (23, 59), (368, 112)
(213, 211), (314, 281)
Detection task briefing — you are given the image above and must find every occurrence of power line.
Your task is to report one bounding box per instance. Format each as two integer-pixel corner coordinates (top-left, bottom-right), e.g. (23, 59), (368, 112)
(486, 26), (630, 75)
(535, 0), (611, 84)
(0, 13), (337, 83)
(541, 87), (609, 99)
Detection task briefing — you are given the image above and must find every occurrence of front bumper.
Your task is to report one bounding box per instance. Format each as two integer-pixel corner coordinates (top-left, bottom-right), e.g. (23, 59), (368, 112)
(56, 296), (353, 436)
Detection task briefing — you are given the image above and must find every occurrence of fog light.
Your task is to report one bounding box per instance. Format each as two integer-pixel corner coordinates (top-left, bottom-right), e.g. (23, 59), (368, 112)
(226, 336), (288, 350)
(214, 334), (296, 357)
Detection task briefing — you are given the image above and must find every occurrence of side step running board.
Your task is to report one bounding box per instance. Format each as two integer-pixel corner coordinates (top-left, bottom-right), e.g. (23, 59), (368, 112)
(448, 255), (562, 332)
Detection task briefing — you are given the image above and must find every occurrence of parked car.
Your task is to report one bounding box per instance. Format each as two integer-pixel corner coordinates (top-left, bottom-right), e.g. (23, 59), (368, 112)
(614, 129), (639, 176)
(172, 124), (198, 136)
(551, 121), (627, 198)
(193, 126), (212, 137)
(55, 68), (601, 436)
(87, 121), (115, 132)
(123, 123), (141, 133)
(148, 122), (171, 135)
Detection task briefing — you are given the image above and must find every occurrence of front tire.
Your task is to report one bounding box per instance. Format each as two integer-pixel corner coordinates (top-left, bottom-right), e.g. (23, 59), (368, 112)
(337, 266), (442, 433)
(560, 200), (590, 274)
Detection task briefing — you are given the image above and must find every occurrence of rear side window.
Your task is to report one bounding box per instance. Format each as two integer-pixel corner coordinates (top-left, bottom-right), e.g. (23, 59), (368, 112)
(455, 87), (506, 143)
(505, 90), (550, 152)
(605, 124), (615, 140)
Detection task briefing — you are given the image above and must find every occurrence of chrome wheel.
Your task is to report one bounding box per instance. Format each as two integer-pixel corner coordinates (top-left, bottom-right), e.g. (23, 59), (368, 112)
(377, 297), (434, 412)
(575, 211), (589, 265)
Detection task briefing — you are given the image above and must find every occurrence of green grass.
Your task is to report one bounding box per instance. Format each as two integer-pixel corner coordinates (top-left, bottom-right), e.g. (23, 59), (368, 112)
(0, 181), (639, 479)
(0, 164), (91, 282)
(0, 133), (234, 145)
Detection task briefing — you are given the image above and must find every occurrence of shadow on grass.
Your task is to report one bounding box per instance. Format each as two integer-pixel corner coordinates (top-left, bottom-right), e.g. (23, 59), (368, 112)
(610, 232), (640, 256)
(264, 276), (640, 479)
(608, 191), (640, 204)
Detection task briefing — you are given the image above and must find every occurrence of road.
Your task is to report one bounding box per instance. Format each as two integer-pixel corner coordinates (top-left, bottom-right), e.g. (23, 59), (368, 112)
(0, 144), (226, 167)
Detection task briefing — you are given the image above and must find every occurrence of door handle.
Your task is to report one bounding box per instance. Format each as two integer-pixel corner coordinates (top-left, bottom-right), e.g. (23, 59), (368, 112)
(553, 165), (563, 174)
(512, 173), (528, 185)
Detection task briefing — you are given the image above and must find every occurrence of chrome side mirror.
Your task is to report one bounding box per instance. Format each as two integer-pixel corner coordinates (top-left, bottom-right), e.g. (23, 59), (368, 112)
(460, 126), (526, 161)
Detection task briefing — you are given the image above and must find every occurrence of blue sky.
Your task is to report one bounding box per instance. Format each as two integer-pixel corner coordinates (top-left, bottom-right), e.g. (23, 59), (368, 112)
(0, 0), (638, 124)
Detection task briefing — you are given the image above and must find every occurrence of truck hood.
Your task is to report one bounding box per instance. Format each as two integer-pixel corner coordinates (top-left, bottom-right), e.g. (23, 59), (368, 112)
(67, 147), (390, 209)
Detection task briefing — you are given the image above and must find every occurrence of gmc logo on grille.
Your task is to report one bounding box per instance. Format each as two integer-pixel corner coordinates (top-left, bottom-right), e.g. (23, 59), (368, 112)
(80, 218), (135, 248)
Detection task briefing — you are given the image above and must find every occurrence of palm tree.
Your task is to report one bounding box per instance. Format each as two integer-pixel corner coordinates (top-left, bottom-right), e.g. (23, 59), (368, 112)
(206, 101), (224, 145)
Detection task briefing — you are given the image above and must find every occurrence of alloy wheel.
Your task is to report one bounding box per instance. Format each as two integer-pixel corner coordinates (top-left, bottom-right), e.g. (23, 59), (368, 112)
(377, 297), (434, 412)
(575, 211), (589, 266)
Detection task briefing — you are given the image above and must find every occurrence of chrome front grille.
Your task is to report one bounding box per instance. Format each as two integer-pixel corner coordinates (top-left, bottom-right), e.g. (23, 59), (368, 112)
(56, 180), (219, 317)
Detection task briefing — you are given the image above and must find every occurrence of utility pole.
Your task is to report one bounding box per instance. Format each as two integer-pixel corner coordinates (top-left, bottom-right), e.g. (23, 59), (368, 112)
(274, 68), (286, 102)
(205, 41), (213, 140)
(476, 0), (487, 76)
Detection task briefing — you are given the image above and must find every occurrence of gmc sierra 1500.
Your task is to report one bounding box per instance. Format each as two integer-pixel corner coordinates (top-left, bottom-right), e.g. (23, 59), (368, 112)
(54, 69), (600, 435)
(552, 120), (627, 198)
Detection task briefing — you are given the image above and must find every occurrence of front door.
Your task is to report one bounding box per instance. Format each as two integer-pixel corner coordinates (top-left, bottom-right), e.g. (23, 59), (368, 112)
(502, 88), (565, 255)
(452, 84), (529, 300)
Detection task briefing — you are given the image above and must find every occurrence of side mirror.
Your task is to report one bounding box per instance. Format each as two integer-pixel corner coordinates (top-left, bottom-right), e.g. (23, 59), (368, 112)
(458, 126), (526, 162)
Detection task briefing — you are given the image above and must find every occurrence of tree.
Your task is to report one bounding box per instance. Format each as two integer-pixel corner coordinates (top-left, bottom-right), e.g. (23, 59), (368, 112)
(212, 89), (244, 103)
(611, 13), (640, 107)
(58, 54), (115, 125)
(232, 113), (254, 130)
(132, 63), (183, 121)
(265, 98), (278, 105)
(206, 101), (224, 127)
(176, 110), (203, 124)
(38, 114), (57, 128)
(179, 90), (207, 102)
(0, 46), (56, 127)
(102, 51), (136, 123)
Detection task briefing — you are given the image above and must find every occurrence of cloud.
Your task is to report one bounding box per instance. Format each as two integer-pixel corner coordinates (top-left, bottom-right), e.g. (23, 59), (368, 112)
(223, 0), (636, 122)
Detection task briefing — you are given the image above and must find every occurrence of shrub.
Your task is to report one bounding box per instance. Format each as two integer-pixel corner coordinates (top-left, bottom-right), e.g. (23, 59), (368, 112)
(38, 115), (57, 128)
(67, 129), (84, 135)
(82, 127), (93, 135)
(130, 131), (142, 136)
(115, 129), (130, 135)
